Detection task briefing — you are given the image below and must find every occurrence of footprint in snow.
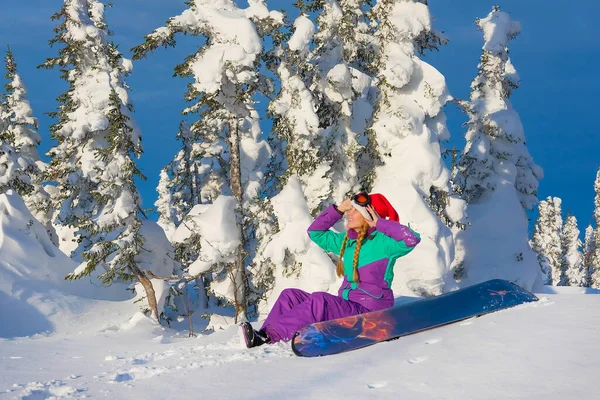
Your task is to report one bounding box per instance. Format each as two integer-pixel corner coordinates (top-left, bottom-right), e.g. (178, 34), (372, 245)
(407, 356), (428, 364)
(425, 338), (441, 345)
(14, 379), (80, 399)
(110, 373), (133, 383)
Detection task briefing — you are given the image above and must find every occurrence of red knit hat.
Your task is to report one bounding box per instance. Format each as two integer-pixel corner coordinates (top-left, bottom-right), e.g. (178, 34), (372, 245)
(351, 193), (399, 222)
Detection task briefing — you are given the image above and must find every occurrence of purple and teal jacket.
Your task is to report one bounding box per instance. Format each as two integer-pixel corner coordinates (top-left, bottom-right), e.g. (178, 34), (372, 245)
(307, 205), (421, 311)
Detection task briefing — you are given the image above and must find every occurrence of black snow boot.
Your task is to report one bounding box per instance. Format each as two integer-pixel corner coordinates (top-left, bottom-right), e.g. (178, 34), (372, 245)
(240, 322), (270, 348)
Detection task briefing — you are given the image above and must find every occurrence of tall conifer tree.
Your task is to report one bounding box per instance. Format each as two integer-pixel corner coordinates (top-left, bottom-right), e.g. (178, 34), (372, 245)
(452, 7), (542, 289)
(39, 1), (157, 319)
(366, 0), (466, 293)
(293, 0), (377, 205)
(590, 169), (600, 288)
(455, 6), (542, 209)
(562, 214), (584, 286)
(532, 197), (564, 286)
(1, 48), (56, 243)
(133, 0), (283, 321)
(582, 224), (595, 287)
(531, 198), (554, 285)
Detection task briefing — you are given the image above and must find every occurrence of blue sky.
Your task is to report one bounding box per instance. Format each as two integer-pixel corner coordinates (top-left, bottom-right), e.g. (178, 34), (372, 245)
(0, 0), (598, 234)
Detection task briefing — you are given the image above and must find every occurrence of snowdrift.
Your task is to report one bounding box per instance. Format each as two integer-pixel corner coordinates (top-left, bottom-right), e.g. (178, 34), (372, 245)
(0, 191), (133, 338)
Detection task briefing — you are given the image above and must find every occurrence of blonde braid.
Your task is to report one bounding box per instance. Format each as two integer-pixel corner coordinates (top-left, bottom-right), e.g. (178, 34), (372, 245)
(352, 224), (369, 282)
(336, 234), (349, 277)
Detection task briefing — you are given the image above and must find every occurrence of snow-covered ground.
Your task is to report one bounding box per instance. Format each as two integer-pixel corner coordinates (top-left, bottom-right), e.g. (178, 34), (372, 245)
(1, 189), (598, 399)
(1, 181), (599, 399)
(1, 285), (599, 399)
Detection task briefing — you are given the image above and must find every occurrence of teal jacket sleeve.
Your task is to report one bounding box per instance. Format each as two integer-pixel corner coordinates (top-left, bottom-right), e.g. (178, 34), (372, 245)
(307, 204), (347, 254)
(375, 218), (421, 258)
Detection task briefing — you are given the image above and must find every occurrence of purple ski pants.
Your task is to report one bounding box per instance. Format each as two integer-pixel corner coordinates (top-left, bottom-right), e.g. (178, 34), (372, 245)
(260, 288), (370, 343)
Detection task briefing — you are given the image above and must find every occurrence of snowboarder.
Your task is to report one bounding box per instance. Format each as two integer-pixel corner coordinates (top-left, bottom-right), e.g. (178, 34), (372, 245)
(240, 192), (421, 348)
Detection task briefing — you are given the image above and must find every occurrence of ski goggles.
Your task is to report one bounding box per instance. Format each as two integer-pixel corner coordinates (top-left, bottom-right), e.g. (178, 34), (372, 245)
(353, 192), (371, 207)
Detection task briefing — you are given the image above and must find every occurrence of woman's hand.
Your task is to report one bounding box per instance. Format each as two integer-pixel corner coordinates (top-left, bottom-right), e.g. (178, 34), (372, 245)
(337, 199), (352, 213)
(366, 205), (379, 227)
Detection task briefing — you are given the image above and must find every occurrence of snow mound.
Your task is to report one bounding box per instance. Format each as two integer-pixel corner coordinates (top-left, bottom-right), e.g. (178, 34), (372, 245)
(0, 190), (132, 338)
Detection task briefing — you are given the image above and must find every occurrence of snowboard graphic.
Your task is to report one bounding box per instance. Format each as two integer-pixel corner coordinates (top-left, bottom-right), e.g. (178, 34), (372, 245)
(291, 279), (538, 357)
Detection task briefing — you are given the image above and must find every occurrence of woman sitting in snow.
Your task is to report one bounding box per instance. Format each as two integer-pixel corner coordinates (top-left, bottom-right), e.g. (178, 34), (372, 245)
(240, 192), (421, 348)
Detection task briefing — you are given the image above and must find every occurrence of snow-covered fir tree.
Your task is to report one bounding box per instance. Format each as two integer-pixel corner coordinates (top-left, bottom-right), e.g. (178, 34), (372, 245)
(591, 169), (600, 288)
(155, 121), (220, 227)
(2, 48), (42, 167)
(154, 121), (195, 230)
(157, 120), (229, 315)
(133, 0), (283, 321)
(531, 197), (563, 285)
(266, 13), (325, 213)
(0, 49), (35, 198)
(39, 1), (160, 319)
(250, 13), (328, 313)
(155, 168), (177, 239)
(452, 7), (542, 290)
(582, 224), (595, 287)
(454, 6), (542, 211)
(562, 214), (584, 287)
(366, 0), (465, 295)
(0, 140), (33, 197)
(549, 197), (566, 285)
(293, 0), (377, 205)
(1, 47), (57, 244)
(537, 198), (563, 285)
(155, 116), (232, 302)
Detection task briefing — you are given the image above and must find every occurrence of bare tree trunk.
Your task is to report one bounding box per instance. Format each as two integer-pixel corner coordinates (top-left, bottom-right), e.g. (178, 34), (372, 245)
(186, 290), (196, 337)
(194, 163), (201, 205)
(186, 151), (194, 209)
(228, 117), (247, 323)
(130, 264), (160, 321)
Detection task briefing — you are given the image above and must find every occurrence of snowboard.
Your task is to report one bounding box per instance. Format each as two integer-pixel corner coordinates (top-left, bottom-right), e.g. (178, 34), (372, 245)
(291, 279), (538, 357)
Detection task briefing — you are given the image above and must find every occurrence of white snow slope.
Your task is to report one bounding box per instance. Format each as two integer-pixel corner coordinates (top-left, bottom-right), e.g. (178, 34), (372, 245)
(1, 286), (599, 399)
(1, 190), (599, 399)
